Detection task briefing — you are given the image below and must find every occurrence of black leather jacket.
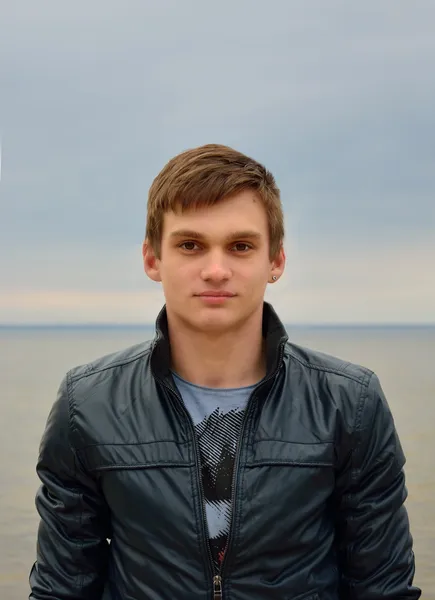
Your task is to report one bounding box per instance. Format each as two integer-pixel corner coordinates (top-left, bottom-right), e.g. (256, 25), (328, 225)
(29, 303), (421, 599)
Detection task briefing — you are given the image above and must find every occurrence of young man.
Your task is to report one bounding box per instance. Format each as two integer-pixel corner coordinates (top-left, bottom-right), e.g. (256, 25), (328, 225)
(29, 144), (421, 599)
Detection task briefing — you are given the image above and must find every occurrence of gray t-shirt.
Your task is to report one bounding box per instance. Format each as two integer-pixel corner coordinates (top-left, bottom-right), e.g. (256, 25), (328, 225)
(173, 372), (255, 568)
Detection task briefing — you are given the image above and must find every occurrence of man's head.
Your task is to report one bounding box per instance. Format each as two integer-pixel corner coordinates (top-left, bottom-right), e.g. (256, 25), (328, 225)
(143, 144), (285, 333)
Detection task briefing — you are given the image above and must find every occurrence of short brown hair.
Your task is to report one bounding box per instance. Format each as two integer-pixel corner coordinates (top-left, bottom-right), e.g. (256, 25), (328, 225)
(145, 144), (284, 259)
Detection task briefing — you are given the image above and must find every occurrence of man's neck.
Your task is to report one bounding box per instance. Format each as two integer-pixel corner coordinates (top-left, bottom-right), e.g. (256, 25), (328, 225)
(167, 311), (266, 389)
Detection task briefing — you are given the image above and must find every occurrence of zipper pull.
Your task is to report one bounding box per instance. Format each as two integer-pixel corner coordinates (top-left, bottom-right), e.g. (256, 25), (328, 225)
(213, 575), (222, 599)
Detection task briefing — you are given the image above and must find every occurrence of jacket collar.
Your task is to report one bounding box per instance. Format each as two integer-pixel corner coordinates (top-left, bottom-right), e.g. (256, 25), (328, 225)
(150, 302), (288, 383)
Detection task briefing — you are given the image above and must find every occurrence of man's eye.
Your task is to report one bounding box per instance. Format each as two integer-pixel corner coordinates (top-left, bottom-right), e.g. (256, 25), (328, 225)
(180, 241), (198, 251)
(233, 243), (251, 252)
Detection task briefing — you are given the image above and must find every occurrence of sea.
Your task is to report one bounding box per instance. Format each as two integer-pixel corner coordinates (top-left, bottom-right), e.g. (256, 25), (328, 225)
(0, 324), (434, 599)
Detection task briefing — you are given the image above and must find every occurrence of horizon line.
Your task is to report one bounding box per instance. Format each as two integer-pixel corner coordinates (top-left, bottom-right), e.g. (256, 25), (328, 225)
(0, 322), (434, 329)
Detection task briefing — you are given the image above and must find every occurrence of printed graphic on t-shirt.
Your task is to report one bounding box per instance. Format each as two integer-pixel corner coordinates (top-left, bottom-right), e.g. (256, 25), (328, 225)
(195, 406), (245, 567)
(172, 373), (252, 570)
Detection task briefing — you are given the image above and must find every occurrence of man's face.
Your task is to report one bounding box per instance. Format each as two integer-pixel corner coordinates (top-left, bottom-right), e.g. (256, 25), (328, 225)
(143, 189), (285, 333)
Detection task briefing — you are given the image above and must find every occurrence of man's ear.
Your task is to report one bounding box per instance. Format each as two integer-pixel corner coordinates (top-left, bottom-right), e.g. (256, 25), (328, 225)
(270, 245), (286, 280)
(142, 240), (162, 282)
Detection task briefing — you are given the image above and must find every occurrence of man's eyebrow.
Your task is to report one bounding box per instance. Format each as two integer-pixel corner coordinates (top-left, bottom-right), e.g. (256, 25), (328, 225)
(169, 229), (263, 241)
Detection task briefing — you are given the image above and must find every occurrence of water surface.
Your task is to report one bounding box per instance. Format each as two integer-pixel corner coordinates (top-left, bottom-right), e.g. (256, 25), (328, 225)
(1, 325), (433, 598)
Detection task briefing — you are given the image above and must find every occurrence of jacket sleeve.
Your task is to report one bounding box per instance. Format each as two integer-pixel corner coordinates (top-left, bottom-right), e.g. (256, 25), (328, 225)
(29, 373), (111, 600)
(335, 373), (421, 599)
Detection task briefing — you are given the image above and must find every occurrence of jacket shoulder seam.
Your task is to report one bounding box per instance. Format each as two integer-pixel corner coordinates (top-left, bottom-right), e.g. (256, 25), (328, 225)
(285, 344), (373, 386)
(66, 369), (80, 453)
(348, 371), (375, 481)
(69, 345), (153, 384)
(354, 371), (375, 434)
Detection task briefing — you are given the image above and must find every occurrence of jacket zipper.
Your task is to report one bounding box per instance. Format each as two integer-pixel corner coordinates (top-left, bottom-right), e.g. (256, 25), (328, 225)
(158, 380), (218, 584)
(157, 340), (285, 599)
(213, 574), (223, 599)
(219, 341), (286, 581)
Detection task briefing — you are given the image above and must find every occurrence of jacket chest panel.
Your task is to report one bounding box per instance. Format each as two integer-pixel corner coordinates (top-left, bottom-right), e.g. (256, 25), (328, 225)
(232, 440), (336, 574)
(80, 441), (202, 559)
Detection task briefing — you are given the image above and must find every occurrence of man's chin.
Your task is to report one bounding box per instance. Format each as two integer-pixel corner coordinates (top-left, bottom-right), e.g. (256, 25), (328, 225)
(189, 306), (238, 332)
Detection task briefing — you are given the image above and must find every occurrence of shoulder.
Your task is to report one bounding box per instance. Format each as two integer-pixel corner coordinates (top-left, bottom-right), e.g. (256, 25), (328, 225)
(68, 340), (154, 384)
(283, 341), (386, 429)
(65, 340), (153, 418)
(282, 343), (400, 468)
(55, 340), (155, 447)
(284, 341), (374, 386)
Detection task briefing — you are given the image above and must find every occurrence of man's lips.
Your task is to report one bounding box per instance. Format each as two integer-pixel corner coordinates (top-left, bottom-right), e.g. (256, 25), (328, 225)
(196, 291), (236, 297)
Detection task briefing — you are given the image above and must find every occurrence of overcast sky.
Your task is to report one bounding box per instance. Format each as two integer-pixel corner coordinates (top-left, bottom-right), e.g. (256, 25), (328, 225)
(0, 1), (434, 324)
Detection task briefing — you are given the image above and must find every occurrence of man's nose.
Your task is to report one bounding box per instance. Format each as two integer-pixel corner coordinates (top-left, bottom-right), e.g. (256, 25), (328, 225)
(200, 251), (232, 281)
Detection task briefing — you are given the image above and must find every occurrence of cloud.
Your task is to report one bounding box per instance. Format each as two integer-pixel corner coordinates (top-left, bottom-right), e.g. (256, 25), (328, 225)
(0, 1), (434, 322)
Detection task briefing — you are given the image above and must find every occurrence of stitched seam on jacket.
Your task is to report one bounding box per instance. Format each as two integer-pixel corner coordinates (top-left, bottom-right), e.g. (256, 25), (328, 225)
(247, 460), (333, 467)
(252, 438), (334, 444)
(69, 345), (153, 384)
(88, 462), (195, 472)
(349, 370), (373, 503)
(354, 371), (373, 446)
(79, 439), (189, 449)
(333, 369), (372, 571)
(286, 345), (372, 385)
(68, 370), (81, 445)
(66, 371), (86, 592)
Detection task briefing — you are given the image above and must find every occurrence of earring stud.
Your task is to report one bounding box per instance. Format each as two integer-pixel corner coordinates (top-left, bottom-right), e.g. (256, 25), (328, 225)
(272, 275), (277, 281)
